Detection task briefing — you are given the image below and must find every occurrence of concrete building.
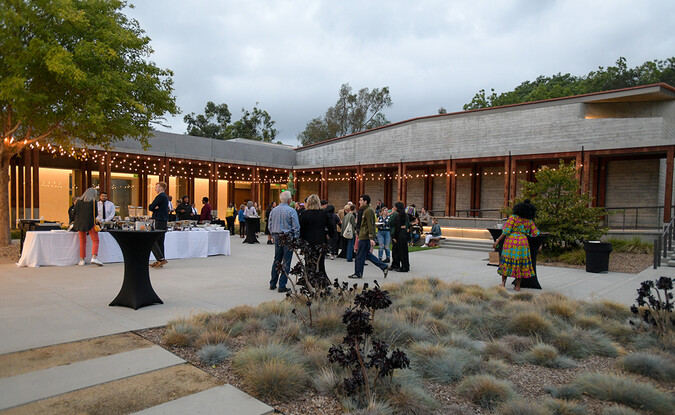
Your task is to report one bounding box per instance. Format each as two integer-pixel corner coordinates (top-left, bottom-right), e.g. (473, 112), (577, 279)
(8, 83), (675, 229)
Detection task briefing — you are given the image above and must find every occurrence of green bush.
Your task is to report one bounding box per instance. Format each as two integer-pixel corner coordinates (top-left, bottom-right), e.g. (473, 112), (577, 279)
(571, 372), (674, 415)
(618, 352), (675, 382)
(457, 374), (517, 409)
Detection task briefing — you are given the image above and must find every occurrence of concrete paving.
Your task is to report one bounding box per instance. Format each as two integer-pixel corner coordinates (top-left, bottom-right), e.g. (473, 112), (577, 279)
(0, 346), (184, 410)
(1, 239), (672, 355)
(131, 384), (274, 415)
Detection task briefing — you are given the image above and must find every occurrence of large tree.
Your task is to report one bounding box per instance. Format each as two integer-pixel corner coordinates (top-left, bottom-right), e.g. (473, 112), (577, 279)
(298, 83), (393, 146)
(464, 57), (675, 110)
(184, 101), (279, 142)
(0, 0), (179, 245)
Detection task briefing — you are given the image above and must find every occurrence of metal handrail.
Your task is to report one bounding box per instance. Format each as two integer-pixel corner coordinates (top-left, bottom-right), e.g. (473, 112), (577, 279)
(603, 206), (675, 231)
(454, 209), (506, 219)
(654, 215), (675, 269)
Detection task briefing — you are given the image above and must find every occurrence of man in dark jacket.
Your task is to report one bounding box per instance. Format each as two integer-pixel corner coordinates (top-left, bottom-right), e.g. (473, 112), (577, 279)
(348, 194), (388, 279)
(149, 182), (169, 268)
(175, 196), (192, 221)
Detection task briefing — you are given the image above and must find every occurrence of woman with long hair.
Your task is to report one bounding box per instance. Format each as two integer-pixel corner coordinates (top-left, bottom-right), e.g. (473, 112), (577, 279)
(299, 194), (334, 282)
(73, 187), (102, 266)
(493, 199), (539, 291)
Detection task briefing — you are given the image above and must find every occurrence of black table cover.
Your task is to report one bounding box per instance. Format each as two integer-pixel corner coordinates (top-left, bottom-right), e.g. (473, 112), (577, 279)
(487, 228), (549, 290)
(243, 218), (260, 244)
(108, 230), (165, 309)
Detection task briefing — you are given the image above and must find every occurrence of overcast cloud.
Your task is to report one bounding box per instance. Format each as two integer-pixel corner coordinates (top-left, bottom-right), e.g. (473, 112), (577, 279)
(124, 0), (675, 146)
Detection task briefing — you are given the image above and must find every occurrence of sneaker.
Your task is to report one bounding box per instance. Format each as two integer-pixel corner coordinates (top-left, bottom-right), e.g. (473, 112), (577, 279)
(269, 285), (277, 290)
(77, 259), (85, 266)
(422, 244), (428, 248)
(91, 258), (103, 267)
(383, 258), (390, 263)
(278, 287), (291, 293)
(383, 268), (388, 279)
(267, 240), (274, 245)
(348, 274), (362, 279)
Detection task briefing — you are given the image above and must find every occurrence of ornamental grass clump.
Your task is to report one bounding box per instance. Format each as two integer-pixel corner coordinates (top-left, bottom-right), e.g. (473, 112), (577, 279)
(601, 406), (640, 415)
(586, 300), (633, 320)
(570, 372), (674, 415)
(507, 311), (554, 339)
(618, 352), (675, 382)
(551, 328), (619, 358)
(197, 343), (231, 366)
(543, 398), (587, 415)
(195, 328), (231, 347)
(520, 343), (576, 369)
(410, 345), (481, 383)
(240, 359), (309, 402)
(457, 374), (517, 410)
(498, 400), (551, 415)
(481, 358), (510, 378)
(163, 320), (198, 347)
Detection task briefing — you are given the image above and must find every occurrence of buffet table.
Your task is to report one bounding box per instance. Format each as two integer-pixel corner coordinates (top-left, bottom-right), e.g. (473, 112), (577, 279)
(17, 229), (231, 267)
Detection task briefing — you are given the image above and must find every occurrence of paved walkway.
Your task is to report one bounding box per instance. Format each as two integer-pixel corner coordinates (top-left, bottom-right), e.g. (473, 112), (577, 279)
(0, 238), (671, 413)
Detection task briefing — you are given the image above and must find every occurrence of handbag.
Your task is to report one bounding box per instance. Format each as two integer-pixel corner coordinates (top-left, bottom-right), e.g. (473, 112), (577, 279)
(92, 201), (101, 232)
(342, 220), (353, 239)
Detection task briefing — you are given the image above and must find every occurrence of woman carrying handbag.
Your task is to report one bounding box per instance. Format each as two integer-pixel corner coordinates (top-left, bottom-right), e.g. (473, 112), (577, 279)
(73, 187), (103, 266)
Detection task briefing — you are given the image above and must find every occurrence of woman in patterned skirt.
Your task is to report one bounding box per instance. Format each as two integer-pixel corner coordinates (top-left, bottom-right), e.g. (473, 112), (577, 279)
(493, 200), (539, 291)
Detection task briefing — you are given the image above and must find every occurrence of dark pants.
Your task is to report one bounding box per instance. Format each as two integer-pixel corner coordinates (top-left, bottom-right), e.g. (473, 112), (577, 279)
(270, 234), (293, 289)
(391, 229), (409, 271)
(239, 220), (246, 237)
(151, 220), (167, 261)
(226, 216), (235, 234)
(355, 238), (387, 277)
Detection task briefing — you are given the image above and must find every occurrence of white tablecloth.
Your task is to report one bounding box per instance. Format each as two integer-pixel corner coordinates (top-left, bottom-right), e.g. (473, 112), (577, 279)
(17, 230), (231, 267)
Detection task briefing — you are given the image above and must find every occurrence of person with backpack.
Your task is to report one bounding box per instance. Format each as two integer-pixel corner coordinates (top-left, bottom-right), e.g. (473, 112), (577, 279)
(342, 204), (357, 262)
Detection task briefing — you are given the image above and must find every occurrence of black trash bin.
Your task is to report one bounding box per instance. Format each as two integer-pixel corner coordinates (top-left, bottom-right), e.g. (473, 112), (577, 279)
(583, 241), (613, 273)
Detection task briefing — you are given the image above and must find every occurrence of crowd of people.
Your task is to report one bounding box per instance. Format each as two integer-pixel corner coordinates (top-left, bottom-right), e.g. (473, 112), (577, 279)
(266, 191), (444, 292)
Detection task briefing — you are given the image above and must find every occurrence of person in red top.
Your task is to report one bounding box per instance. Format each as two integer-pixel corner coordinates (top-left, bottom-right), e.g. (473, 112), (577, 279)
(200, 197), (212, 223)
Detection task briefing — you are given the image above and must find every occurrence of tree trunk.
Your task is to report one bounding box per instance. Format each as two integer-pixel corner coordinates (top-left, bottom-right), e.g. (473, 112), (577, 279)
(0, 156), (11, 246)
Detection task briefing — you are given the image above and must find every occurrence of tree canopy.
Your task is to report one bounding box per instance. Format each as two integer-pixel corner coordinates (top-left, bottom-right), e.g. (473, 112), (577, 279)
(297, 83), (393, 146)
(0, 0), (179, 244)
(464, 57), (675, 110)
(184, 101), (279, 142)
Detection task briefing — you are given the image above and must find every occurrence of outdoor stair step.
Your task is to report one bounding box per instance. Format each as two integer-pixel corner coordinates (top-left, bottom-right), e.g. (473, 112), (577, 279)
(0, 346), (184, 411)
(667, 259), (675, 267)
(131, 384), (274, 415)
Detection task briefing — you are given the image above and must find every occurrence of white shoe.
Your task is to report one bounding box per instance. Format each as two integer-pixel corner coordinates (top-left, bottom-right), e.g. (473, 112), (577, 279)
(422, 244), (428, 248)
(77, 259), (85, 266)
(91, 258), (103, 266)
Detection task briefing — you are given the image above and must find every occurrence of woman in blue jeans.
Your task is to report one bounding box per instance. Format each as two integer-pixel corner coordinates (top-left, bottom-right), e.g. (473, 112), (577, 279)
(343, 205), (357, 262)
(376, 208), (391, 263)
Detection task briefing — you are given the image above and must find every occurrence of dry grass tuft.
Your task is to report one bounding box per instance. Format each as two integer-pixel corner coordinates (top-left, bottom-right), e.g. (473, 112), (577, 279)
(543, 398), (587, 415)
(511, 292), (535, 302)
(507, 311), (553, 338)
(163, 322), (198, 347)
(457, 374), (517, 409)
(240, 359), (309, 402)
(584, 300), (632, 320)
(618, 352), (675, 382)
(197, 343), (231, 365)
(482, 358), (510, 378)
(484, 340), (515, 362)
(521, 343), (576, 369)
(499, 400), (550, 415)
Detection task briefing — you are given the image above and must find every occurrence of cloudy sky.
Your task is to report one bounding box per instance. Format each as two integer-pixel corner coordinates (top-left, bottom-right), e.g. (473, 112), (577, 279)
(125, 0), (675, 147)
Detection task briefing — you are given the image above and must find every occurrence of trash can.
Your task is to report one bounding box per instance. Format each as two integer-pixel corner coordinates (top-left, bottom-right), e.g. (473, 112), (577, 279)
(583, 241), (613, 273)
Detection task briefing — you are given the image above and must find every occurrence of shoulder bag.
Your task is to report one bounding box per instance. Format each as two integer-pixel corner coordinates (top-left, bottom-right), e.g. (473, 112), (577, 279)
(92, 201), (101, 232)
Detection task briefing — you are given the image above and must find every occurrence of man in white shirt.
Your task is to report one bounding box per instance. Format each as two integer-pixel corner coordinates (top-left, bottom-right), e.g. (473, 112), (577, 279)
(97, 192), (116, 222)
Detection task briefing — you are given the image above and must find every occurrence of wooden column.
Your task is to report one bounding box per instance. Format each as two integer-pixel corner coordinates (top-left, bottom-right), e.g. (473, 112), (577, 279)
(445, 160), (452, 216)
(396, 161), (403, 201)
(401, 163), (408, 204)
(503, 157), (510, 206)
(596, 158), (607, 208)
(582, 151), (591, 195)
(23, 149), (32, 218)
(293, 170), (300, 202)
(228, 180), (236, 207)
(450, 160), (457, 216)
(10, 157), (17, 228)
(575, 151), (583, 194)
(161, 156), (170, 184)
(509, 157), (518, 204)
(32, 147), (39, 219)
(472, 165), (482, 216)
(17, 154), (24, 220)
(384, 169), (392, 207)
(137, 172), (144, 209)
(423, 167), (432, 211)
(664, 146), (674, 223)
(86, 164), (92, 189)
(356, 165), (364, 198)
(188, 177), (195, 202)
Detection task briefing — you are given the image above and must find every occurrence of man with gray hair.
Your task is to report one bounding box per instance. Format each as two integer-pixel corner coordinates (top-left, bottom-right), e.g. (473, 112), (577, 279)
(268, 191), (300, 293)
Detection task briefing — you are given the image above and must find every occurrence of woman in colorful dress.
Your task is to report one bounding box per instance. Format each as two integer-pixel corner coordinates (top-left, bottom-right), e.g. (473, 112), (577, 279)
(492, 199), (539, 291)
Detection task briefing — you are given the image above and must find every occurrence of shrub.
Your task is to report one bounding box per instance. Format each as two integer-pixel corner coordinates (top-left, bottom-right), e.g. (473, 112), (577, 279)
(571, 372), (674, 415)
(457, 374), (517, 409)
(520, 343), (576, 369)
(507, 311), (553, 338)
(543, 398), (587, 415)
(482, 359), (510, 378)
(618, 352), (675, 382)
(240, 359), (309, 402)
(499, 400), (550, 415)
(312, 367), (343, 396)
(163, 322), (197, 347)
(232, 342), (305, 374)
(195, 329), (230, 347)
(197, 343), (231, 366)
(411, 347), (481, 383)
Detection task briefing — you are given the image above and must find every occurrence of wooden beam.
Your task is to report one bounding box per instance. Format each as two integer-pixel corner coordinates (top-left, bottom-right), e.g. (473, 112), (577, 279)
(597, 158), (607, 208)
(401, 163), (408, 204)
(10, 157), (17, 228)
(23, 148), (32, 219)
(105, 152), (112, 195)
(503, 157), (510, 207)
(509, 157), (518, 204)
(450, 160), (457, 216)
(32, 147), (39, 218)
(582, 151), (591, 195)
(396, 161), (403, 201)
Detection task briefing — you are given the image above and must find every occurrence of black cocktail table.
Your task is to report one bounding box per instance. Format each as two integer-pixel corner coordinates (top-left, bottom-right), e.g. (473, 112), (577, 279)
(487, 228), (549, 290)
(108, 230), (165, 309)
(243, 217), (260, 244)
